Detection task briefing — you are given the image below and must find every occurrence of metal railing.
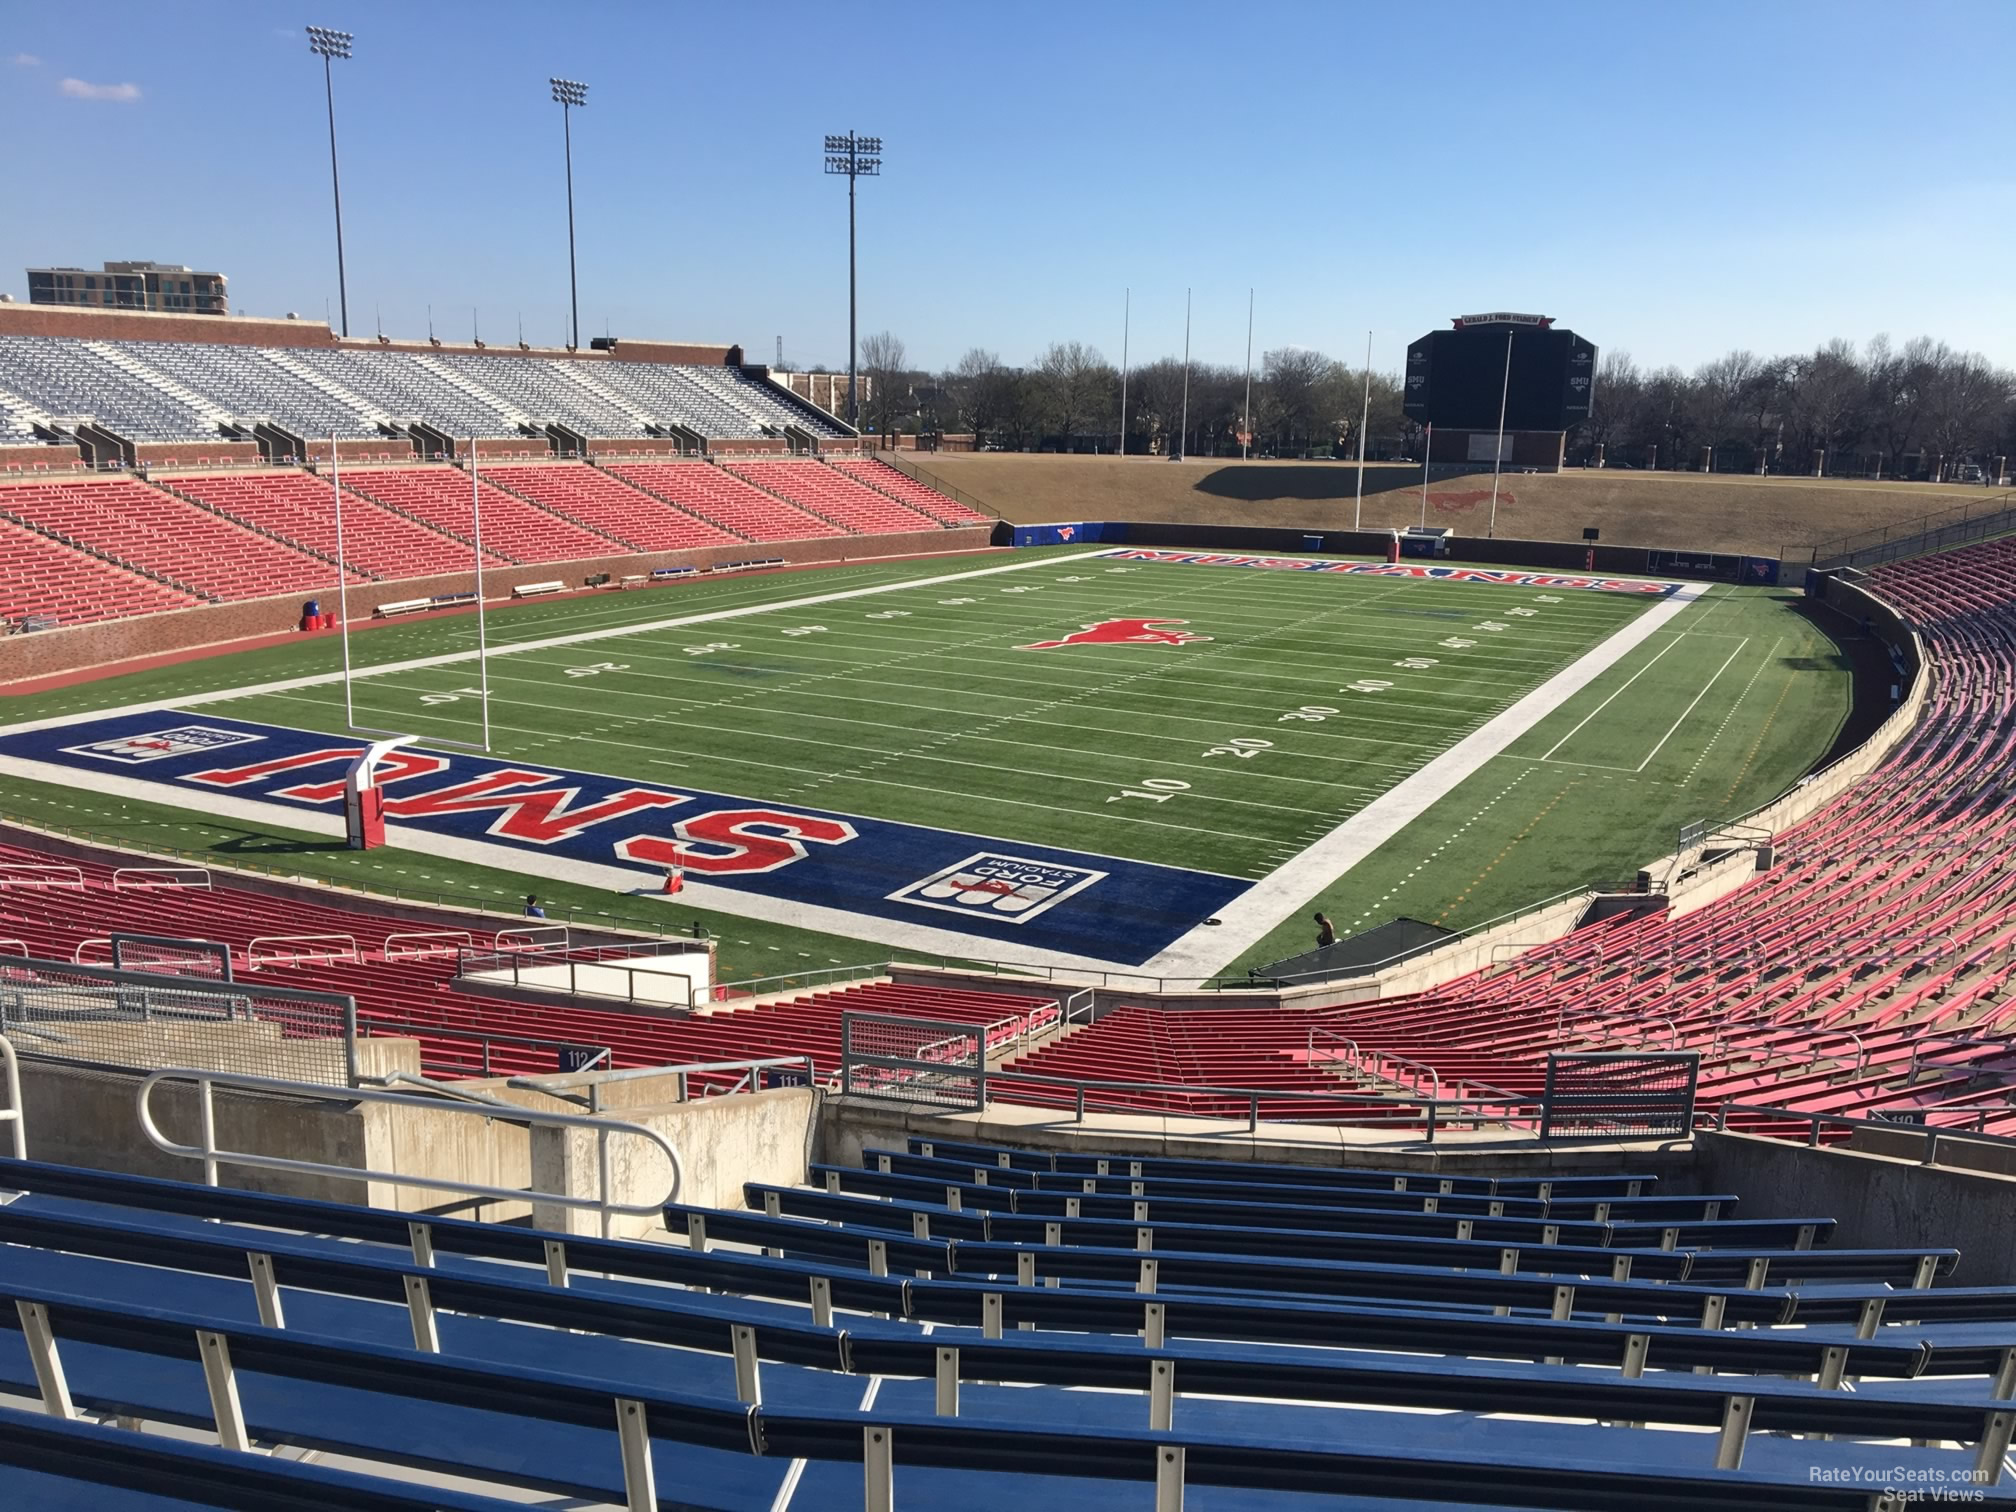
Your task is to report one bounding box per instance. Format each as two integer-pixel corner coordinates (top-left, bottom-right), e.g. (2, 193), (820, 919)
(710, 961), (890, 1000)
(110, 866), (211, 891)
(0, 954), (359, 1088)
(135, 1067), (683, 1228)
(1809, 488), (2016, 571)
(981, 1066), (1542, 1141)
(458, 938), (711, 1010)
(505, 1053), (824, 1105)
(0, 814), (693, 943)
(0, 1034), (22, 1158)
(355, 1018), (614, 1080)
(1705, 1099), (2016, 1159)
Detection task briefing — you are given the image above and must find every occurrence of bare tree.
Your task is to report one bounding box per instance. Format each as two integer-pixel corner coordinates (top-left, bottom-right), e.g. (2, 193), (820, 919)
(1260, 347), (1331, 455)
(858, 331), (910, 446)
(1033, 341), (1114, 445)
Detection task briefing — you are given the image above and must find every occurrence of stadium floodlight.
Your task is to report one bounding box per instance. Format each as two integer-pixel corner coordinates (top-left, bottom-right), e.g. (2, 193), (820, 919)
(550, 78), (589, 350)
(823, 131), (883, 430)
(306, 27), (353, 338)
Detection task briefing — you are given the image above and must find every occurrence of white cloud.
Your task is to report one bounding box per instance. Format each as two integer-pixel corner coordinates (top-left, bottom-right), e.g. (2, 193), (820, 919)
(9, 52), (41, 66)
(59, 77), (140, 102)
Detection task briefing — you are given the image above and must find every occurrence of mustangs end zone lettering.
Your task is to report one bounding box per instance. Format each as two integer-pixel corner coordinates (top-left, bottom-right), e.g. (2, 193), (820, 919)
(1098, 549), (1681, 596)
(2, 711), (1245, 965)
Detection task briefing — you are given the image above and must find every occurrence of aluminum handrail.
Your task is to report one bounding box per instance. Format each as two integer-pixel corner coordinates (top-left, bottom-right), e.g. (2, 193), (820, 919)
(1705, 1098), (2016, 1161)
(984, 1065), (1540, 1140)
(0, 1034), (22, 1158)
(136, 1067), (682, 1214)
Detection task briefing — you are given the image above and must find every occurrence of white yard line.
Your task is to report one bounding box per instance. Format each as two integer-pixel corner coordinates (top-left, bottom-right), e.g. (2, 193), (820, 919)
(1537, 634), (1684, 762)
(1134, 583), (1707, 979)
(0, 548), (1117, 739)
(1633, 637), (1751, 773)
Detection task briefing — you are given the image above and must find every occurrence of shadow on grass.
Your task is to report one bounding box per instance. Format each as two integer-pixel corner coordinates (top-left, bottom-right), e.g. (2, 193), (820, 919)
(1192, 464), (1451, 503)
(211, 833), (352, 859)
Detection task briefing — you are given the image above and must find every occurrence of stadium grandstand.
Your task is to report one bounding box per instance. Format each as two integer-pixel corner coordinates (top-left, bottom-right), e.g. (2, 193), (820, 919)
(2, 48), (2015, 1512)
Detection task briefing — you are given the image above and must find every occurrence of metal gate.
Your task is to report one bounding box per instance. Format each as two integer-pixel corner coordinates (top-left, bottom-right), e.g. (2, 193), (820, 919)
(840, 1011), (987, 1111)
(1540, 1051), (1699, 1139)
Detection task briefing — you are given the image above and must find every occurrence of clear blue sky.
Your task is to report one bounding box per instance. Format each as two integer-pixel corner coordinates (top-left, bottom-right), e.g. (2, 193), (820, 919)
(4, 0), (2011, 376)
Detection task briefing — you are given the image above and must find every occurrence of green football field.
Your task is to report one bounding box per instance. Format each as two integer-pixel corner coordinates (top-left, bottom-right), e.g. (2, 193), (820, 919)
(0, 546), (1852, 977)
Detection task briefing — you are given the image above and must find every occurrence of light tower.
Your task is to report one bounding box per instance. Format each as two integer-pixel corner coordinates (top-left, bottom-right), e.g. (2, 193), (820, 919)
(306, 26), (353, 338)
(550, 77), (589, 350)
(822, 132), (882, 429)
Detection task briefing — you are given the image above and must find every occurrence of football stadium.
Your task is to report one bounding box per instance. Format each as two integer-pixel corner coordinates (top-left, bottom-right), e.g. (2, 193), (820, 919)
(2, 8), (2016, 1510)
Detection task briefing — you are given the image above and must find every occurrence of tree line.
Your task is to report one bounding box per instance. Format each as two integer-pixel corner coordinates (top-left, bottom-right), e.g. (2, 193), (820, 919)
(846, 330), (2016, 478)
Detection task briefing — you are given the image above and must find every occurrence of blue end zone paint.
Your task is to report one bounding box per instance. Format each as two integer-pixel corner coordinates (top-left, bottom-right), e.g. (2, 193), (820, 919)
(0, 712), (1245, 967)
(1093, 548), (1687, 596)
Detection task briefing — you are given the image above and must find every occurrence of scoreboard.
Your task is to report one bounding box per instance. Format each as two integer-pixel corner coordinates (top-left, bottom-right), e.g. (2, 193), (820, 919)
(1404, 315), (1596, 432)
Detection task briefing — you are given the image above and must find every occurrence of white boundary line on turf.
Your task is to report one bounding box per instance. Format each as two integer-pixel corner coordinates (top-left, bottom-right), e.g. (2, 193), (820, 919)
(1633, 637), (1750, 773)
(0, 548), (1117, 739)
(1134, 581), (1709, 980)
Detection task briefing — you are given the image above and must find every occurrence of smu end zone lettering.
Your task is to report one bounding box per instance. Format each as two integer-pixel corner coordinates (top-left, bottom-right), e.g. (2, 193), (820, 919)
(1, 710), (1254, 963)
(1099, 549), (1679, 596)
(187, 747), (833, 874)
(617, 810), (857, 875)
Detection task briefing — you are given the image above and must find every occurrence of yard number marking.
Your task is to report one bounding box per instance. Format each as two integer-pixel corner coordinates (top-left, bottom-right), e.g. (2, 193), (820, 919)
(1107, 778), (1191, 804)
(1203, 738), (1273, 760)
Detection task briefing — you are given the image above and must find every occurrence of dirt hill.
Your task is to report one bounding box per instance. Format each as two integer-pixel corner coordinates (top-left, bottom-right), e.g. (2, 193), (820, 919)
(906, 453), (2012, 561)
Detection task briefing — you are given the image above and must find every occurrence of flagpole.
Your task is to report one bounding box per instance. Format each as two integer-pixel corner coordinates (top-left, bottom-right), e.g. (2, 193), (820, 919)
(1353, 328), (1372, 530)
(1118, 288), (1129, 458)
(1489, 328), (1513, 538)
(1241, 288), (1253, 461)
(1178, 287), (1191, 460)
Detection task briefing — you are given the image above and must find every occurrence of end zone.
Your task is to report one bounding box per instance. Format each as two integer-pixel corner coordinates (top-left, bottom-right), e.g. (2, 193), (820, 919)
(1095, 547), (1688, 597)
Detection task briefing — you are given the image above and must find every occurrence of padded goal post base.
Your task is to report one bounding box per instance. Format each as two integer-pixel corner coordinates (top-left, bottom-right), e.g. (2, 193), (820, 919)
(344, 737), (418, 851)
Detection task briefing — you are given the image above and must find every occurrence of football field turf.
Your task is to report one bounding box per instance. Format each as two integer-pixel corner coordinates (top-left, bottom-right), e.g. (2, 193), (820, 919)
(0, 546), (1851, 977)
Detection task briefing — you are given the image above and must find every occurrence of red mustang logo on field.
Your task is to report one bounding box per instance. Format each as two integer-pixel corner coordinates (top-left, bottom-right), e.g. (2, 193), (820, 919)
(1017, 617), (1214, 650)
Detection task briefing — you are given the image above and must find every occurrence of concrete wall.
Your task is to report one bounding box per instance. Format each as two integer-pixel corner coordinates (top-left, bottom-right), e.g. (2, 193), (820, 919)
(1691, 1131), (2016, 1287)
(528, 1082), (816, 1238)
(13, 1049), (814, 1232)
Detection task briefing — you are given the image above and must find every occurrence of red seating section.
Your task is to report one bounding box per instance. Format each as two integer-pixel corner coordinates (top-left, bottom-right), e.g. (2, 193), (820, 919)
(0, 509), (200, 624)
(606, 462), (844, 542)
(171, 471), (504, 579)
(0, 478), (350, 601)
(0, 846), (1053, 1084)
(725, 460), (941, 535)
(0, 460), (980, 626)
(828, 457), (991, 525)
(343, 466), (616, 565)
(480, 463), (740, 553)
